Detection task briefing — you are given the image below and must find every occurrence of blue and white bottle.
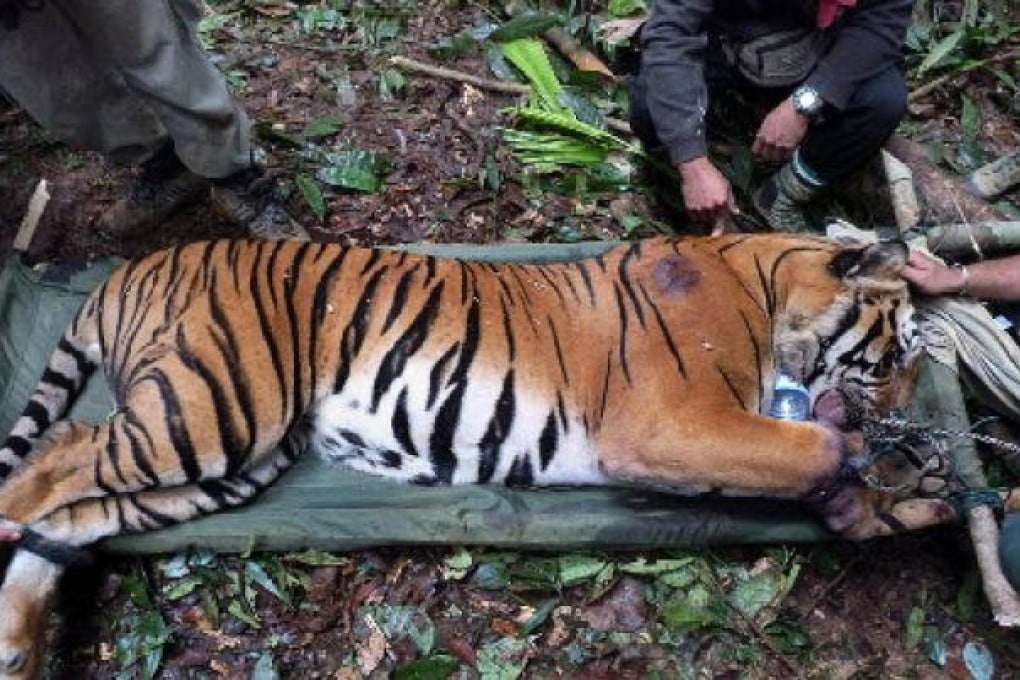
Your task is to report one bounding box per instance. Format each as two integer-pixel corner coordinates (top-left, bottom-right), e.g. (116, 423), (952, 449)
(768, 371), (811, 422)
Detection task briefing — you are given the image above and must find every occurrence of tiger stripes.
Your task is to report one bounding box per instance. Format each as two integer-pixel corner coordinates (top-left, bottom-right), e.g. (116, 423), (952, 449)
(1, 233), (941, 678)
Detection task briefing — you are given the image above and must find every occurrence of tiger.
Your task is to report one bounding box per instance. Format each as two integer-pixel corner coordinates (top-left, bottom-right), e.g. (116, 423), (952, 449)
(0, 232), (970, 677)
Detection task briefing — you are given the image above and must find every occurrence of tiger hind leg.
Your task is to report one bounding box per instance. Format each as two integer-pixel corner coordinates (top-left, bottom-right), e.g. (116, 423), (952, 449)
(0, 402), (296, 526)
(0, 444), (302, 679)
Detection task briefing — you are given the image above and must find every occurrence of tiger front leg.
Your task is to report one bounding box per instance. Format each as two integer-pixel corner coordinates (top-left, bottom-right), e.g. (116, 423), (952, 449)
(596, 408), (892, 534)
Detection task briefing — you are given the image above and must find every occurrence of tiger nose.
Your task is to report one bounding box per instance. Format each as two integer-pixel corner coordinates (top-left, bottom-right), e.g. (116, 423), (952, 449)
(1, 650), (27, 674)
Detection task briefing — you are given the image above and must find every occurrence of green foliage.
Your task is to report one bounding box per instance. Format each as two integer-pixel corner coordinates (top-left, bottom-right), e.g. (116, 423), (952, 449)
(317, 147), (392, 193)
(490, 13), (561, 42)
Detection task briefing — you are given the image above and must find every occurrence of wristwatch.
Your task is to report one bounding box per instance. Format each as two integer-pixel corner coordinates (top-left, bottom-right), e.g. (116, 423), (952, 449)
(791, 85), (825, 118)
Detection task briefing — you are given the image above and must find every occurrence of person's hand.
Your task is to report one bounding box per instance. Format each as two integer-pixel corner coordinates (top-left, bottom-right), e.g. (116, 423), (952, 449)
(0, 522), (21, 543)
(678, 157), (740, 236)
(899, 250), (966, 295)
(752, 98), (810, 164)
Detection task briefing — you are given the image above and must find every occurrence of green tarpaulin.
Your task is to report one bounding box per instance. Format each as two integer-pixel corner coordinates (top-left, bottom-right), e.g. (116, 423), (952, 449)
(0, 245), (832, 554)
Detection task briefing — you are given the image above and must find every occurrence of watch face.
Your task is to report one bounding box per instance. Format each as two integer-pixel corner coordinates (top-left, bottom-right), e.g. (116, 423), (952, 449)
(794, 88), (821, 115)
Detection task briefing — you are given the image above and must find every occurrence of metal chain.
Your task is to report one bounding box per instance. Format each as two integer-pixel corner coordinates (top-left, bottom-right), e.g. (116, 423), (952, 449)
(868, 414), (1020, 457)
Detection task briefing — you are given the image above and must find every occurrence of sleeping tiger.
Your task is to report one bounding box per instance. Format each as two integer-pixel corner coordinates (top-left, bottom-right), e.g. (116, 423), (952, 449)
(0, 232), (970, 677)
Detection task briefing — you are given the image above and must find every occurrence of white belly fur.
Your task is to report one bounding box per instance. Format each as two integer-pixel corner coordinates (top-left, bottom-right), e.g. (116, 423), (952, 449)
(309, 369), (608, 486)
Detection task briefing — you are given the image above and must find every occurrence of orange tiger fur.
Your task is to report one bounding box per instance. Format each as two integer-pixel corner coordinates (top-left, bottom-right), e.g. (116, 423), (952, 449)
(0, 233), (948, 676)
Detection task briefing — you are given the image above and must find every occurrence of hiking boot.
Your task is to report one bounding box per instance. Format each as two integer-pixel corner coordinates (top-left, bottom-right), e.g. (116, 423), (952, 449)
(209, 167), (310, 241)
(752, 160), (822, 233)
(97, 146), (207, 235)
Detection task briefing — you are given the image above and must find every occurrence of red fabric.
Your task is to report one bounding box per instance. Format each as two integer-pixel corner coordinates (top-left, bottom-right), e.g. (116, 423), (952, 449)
(816, 0), (857, 28)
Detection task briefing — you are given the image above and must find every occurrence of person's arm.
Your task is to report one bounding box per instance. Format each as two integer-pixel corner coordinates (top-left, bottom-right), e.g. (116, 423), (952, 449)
(900, 250), (1020, 301)
(804, 0), (913, 109)
(639, 0), (716, 165)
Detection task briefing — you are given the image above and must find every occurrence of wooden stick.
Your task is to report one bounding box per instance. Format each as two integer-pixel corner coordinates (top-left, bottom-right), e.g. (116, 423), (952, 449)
(969, 505), (1020, 626)
(881, 149), (921, 232)
(908, 48), (1020, 103)
(966, 152), (1020, 200)
(13, 179), (49, 253)
(885, 135), (1010, 224)
(389, 55), (530, 95)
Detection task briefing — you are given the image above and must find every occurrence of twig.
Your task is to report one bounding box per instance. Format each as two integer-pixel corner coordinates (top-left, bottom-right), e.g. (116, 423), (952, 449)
(389, 55), (530, 95)
(264, 37), (362, 53)
(13, 179), (50, 253)
(909, 48), (1020, 103)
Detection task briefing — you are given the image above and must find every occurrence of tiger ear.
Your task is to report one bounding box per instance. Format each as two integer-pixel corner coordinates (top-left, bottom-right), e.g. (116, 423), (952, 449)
(828, 240), (908, 281)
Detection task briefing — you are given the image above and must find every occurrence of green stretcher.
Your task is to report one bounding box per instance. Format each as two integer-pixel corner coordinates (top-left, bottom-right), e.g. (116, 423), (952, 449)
(0, 244), (838, 554)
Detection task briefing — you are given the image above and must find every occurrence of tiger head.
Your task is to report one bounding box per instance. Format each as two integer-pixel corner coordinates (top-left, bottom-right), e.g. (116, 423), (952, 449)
(771, 239), (920, 426)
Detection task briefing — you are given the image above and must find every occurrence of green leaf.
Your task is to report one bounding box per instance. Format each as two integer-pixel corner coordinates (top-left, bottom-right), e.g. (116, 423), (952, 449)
(729, 572), (784, 619)
(295, 174), (326, 222)
(364, 605), (437, 655)
(905, 606), (924, 649)
(317, 148), (391, 193)
(500, 38), (565, 111)
(765, 621), (811, 654)
(163, 575), (203, 601)
(246, 560), (291, 606)
(960, 94), (981, 141)
(608, 0), (648, 17)
(519, 598), (558, 636)
(956, 569), (980, 621)
(917, 29), (966, 75)
(285, 549), (349, 566)
(392, 655), (459, 680)
(588, 563), (618, 602)
(510, 557), (560, 591)
(558, 555), (607, 587)
(476, 638), (528, 680)
(122, 572), (154, 610)
(302, 115), (343, 139)
(227, 599), (262, 629)
(620, 557), (695, 575)
(379, 68), (408, 101)
(490, 13), (560, 42)
(659, 597), (717, 634)
(473, 562), (511, 589)
(443, 549), (473, 580)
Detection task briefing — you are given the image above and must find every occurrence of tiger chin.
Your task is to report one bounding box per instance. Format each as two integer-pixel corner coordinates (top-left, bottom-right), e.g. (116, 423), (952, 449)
(0, 232), (962, 677)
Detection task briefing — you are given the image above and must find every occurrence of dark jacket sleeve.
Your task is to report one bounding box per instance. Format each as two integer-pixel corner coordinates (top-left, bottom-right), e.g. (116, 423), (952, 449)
(806, 0), (913, 109)
(638, 0), (716, 165)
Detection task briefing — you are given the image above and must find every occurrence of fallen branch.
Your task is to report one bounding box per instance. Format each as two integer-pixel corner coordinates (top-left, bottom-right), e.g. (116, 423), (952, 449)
(908, 48), (1020, 103)
(881, 149), (921, 232)
(388, 55), (633, 136)
(966, 152), (1020, 200)
(924, 221), (1020, 259)
(885, 135), (1010, 225)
